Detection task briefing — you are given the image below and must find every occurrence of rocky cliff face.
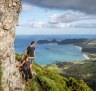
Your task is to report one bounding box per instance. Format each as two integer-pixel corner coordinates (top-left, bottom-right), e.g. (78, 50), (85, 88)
(0, 0), (24, 91)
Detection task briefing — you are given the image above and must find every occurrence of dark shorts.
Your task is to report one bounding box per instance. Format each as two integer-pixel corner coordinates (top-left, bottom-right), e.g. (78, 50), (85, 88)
(23, 69), (32, 81)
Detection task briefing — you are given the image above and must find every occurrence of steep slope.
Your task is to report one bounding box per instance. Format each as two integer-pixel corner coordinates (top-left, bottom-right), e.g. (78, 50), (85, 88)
(46, 60), (96, 91)
(16, 54), (92, 91)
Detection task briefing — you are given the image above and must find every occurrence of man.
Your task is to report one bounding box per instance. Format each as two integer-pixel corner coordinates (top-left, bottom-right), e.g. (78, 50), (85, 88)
(24, 41), (36, 71)
(16, 55), (32, 85)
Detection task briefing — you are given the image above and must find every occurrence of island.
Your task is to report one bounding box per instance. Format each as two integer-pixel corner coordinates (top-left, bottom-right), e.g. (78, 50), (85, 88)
(37, 39), (96, 52)
(37, 39), (58, 44)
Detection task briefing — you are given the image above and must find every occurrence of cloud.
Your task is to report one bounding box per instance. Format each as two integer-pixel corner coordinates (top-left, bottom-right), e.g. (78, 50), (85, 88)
(47, 23), (71, 28)
(49, 11), (96, 23)
(18, 21), (96, 29)
(47, 22), (96, 28)
(47, 11), (96, 28)
(74, 23), (96, 28)
(32, 21), (47, 28)
(22, 3), (33, 11)
(24, 0), (96, 14)
(17, 21), (46, 28)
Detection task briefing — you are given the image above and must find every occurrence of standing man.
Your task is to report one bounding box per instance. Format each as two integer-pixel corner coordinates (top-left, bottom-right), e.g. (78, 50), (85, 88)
(24, 41), (36, 71)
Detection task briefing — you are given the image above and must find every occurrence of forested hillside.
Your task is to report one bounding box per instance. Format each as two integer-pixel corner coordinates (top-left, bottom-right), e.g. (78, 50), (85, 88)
(47, 61), (96, 91)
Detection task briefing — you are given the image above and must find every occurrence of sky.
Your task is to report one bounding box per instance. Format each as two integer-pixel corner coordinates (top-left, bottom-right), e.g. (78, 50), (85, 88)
(16, 0), (96, 35)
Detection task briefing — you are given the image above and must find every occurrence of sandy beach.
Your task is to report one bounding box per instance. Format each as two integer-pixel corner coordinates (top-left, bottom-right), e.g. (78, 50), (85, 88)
(83, 54), (90, 60)
(75, 46), (90, 60)
(75, 46), (82, 50)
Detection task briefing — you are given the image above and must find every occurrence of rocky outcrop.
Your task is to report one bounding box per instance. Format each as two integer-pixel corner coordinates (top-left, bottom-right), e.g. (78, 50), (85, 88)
(0, 0), (24, 91)
(37, 39), (58, 44)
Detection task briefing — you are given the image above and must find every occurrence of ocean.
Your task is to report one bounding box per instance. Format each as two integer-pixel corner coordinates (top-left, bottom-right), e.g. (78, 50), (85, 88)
(15, 34), (96, 64)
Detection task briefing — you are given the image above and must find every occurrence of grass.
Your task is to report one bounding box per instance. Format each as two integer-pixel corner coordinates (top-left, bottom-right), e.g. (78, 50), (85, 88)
(47, 61), (96, 91)
(16, 54), (92, 91)
(24, 62), (92, 91)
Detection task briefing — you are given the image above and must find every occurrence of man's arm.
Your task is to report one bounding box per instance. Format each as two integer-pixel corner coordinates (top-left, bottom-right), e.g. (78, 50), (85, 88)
(16, 60), (25, 67)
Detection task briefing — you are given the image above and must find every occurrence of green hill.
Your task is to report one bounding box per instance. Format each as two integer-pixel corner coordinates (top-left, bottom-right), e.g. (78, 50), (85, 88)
(87, 40), (96, 46)
(16, 54), (92, 91)
(46, 60), (96, 91)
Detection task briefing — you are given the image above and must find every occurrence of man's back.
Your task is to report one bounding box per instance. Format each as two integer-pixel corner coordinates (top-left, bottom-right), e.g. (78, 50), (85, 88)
(27, 46), (35, 57)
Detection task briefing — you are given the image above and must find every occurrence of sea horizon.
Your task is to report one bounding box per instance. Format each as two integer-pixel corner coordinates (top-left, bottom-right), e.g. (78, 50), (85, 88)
(15, 34), (96, 64)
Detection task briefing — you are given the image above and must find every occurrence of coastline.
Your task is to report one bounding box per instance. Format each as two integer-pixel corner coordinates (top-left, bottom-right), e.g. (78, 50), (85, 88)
(75, 45), (90, 60)
(75, 45), (82, 50)
(83, 54), (90, 60)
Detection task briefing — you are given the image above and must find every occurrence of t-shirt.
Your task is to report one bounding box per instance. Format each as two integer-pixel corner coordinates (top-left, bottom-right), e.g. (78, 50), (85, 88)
(27, 46), (35, 57)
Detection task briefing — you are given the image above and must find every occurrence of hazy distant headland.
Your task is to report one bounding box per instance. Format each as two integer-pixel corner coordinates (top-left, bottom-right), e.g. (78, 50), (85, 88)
(37, 38), (96, 53)
(37, 38), (88, 46)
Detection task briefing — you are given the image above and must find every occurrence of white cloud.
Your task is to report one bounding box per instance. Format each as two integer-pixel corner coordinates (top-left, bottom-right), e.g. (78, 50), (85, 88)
(74, 23), (96, 28)
(22, 3), (33, 11)
(47, 23), (71, 28)
(49, 11), (96, 23)
(46, 11), (96, 28)
(32, 21), (46, 28)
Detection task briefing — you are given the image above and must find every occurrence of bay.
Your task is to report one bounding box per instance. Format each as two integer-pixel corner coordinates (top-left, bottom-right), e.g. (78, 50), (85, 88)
(15, 34), (96, 64)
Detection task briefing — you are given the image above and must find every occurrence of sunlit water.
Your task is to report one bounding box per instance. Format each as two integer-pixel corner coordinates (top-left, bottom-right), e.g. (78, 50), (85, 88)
(15, 35), (96, 64)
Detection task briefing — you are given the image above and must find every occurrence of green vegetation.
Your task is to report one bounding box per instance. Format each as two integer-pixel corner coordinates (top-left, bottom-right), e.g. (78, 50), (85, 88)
(47, 61), (96, 91)
(15, 53), (23, 61)
(0, 66), (2, 91)
(16, 54), (92, 91)
(87, 40), (96, 46)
